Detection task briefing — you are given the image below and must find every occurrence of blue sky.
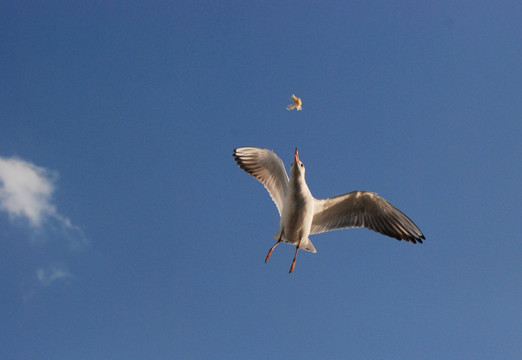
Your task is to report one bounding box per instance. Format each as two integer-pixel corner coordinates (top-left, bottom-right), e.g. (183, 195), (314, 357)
(1, 2), (521, 359)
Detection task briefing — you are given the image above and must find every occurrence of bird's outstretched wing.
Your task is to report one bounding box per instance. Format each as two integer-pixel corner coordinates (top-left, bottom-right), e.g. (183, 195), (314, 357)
(233, 147), (289, 216)
(311, 191), (425, 243)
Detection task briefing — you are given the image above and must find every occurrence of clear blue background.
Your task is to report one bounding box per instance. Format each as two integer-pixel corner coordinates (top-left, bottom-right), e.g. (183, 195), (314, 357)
(1, 2), (521, 359)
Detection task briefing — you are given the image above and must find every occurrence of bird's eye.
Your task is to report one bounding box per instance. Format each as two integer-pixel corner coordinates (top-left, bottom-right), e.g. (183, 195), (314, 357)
(300, 163), (304, 167)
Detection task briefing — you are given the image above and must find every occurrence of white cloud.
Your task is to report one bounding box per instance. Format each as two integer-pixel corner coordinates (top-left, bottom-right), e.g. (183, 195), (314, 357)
(0, 156), (57, 226)
(36, 265), (72, 286)
(0, 155), (87, 247)
(1, 156), (87, 298)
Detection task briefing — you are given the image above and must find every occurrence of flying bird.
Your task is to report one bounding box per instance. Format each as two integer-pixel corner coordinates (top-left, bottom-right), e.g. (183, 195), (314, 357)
(233, 147), (425, 273)
(286, 94), (302, 111)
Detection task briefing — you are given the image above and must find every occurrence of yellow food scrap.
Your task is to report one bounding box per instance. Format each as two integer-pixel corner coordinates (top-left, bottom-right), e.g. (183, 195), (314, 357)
(286, 94), (302, 111)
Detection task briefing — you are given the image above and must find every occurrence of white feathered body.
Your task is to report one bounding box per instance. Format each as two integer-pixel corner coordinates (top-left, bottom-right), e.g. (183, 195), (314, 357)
(275, 163), (317, 253)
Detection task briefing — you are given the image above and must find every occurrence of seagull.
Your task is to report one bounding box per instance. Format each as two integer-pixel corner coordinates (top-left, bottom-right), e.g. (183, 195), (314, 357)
(233, 147), (425, 273)
(286, 94), (302, 111)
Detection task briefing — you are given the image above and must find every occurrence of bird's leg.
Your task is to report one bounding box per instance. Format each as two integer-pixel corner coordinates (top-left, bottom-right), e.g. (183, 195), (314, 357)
(265, 240), (281, 263)
(289, 239), (302, 273)
(265, 231), (283, 263)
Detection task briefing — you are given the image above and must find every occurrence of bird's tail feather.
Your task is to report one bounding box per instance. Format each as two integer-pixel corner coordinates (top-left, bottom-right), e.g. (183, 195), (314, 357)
(272, 232), (317, 253)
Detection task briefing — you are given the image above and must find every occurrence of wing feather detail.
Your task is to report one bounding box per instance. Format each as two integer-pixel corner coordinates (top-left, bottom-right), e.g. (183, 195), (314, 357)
(233, 147), (289, 216)
(311, 191), (425, 243)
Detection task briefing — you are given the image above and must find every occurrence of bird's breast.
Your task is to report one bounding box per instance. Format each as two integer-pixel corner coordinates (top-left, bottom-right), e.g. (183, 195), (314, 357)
(280, 191), (314, 242)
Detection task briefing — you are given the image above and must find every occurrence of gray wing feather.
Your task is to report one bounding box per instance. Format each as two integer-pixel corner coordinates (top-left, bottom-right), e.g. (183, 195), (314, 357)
(311, 191), (425, 243)
(233, 147), (289, 216)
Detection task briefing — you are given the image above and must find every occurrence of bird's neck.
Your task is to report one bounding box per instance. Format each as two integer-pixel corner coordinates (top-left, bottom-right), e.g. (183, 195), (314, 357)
(290, 174), (312, 198)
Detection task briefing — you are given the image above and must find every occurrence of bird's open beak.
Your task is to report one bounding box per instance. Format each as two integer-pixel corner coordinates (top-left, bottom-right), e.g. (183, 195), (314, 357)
(294, 148), (299, 163)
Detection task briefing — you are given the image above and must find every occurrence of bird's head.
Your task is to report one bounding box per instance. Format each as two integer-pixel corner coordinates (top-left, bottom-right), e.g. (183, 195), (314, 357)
(290, 148), (306, 179)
